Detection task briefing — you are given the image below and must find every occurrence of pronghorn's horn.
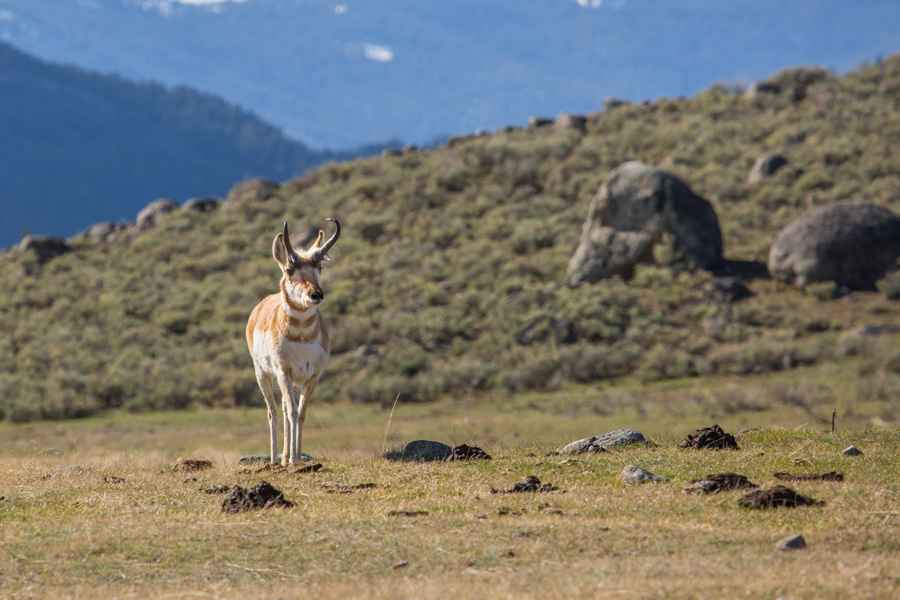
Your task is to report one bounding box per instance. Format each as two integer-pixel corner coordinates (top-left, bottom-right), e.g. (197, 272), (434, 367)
(315, 217), (341, 260)
(282, 221), (297, 261)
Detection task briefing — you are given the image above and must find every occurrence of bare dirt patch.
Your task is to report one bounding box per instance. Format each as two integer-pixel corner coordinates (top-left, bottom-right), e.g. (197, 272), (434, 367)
(683, 473), (757, 494)
(679, 424), (739, 450)
(738, 485), (824, 509)
(491, 475), (559, 494)
(774, 471), (844, 482)
(221, 481), (294, 513)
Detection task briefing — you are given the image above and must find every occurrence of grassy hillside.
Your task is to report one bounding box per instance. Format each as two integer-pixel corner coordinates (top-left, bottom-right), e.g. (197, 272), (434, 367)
(3, 56), (900, 422)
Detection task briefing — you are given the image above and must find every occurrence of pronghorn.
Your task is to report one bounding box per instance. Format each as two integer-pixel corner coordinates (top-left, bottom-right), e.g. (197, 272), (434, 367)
(246, 219), (340, 465)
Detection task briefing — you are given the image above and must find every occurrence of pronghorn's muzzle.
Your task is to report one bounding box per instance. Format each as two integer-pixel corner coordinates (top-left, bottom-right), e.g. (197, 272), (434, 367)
(310, 288), (324, 304)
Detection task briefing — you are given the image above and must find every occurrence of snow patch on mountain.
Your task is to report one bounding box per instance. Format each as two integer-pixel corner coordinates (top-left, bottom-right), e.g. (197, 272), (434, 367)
(363, 43), (394, 63)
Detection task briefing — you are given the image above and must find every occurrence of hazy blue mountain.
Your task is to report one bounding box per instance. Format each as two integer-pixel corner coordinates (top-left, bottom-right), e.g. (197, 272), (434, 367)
(0, 40), (386, 247)
(1, 0), (898, 148)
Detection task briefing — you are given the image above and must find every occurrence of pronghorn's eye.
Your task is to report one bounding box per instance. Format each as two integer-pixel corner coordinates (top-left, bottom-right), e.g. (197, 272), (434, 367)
(285, 266), (296, 276)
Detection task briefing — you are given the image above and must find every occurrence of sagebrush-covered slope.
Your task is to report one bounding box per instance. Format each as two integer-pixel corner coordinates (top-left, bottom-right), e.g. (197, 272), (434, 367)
(3, 57), (900, 421)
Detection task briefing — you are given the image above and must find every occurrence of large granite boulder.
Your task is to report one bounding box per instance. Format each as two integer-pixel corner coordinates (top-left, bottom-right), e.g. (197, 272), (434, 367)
(768, 203), (900, 289)
(136, 198), (177, 231)
(567, 161), (724, 286)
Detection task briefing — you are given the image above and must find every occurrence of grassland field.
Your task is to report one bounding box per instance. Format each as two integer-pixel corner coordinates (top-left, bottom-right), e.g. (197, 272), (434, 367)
(1, 362), (897, 599)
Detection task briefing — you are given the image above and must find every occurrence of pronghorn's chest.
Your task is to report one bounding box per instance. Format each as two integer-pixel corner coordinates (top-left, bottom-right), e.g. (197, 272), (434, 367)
(251, 331), (330, 381)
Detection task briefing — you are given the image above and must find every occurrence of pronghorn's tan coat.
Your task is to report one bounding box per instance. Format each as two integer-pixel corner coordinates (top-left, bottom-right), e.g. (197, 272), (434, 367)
(246, 220), (339, 465)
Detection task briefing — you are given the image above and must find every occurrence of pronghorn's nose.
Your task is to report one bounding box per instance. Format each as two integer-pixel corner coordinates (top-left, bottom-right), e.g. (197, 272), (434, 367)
(310, 289), (324, 303)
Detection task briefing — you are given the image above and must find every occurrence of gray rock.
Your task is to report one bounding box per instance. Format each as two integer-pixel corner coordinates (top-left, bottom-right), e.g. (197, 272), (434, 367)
(136, 198), (177, 231)
(776, 534), (807, 551)
(620, 465), (668, 484)
(748, 154), (788, 184)
(17, 235), (72, 264)
(384, 440), (452, 462)
(183, 197), (220, 212)
(226, 178), (278, 204)
(84, 221), (128, 243)
(842, 445), (863, 457)
(768, 203), (900, 290)
(567, 161), (724, 286)
(560, 427), (649, 454)
(555, 113), (587, 132)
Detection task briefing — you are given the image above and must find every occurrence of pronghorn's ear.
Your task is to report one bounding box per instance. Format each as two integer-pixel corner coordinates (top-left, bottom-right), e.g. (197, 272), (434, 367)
(309, 229), (325, 250)
(272, 232), (289, 268)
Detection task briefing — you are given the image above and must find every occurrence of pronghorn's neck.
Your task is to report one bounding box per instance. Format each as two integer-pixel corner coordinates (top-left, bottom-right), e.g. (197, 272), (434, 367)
(279, 276), (321, 343)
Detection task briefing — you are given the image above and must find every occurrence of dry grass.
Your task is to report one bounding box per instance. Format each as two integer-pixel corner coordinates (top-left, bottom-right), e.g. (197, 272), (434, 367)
(1, 374), (898, 599)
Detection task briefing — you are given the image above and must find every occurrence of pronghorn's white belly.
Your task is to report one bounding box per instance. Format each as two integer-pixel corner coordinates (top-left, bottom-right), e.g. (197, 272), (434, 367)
(251, 331), (329, 381)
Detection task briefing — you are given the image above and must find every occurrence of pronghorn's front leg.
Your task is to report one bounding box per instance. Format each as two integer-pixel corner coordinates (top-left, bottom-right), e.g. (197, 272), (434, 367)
(295, 379), (318, 459)
(278, 378), (298, 465)
(255, 371), (278, 464)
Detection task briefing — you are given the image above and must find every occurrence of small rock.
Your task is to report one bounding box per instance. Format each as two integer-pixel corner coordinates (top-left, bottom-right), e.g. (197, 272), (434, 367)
(776, 534), (807, 551)
(620, 465), (668, 484)
(842, 445), (863, 456)
(384, 440), (452, 462)
(559, 427), (649, 454)
(102, 475), (126, 484)
(392, 560), (409, 570)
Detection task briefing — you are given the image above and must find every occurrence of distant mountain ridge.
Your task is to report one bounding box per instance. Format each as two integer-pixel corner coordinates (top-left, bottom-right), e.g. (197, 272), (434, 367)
(1, 0), (898, 147)
(0, 40), (388, 247)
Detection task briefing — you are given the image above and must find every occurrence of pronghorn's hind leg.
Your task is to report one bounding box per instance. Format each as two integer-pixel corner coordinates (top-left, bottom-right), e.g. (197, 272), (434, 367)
(254, 370), (278, 464)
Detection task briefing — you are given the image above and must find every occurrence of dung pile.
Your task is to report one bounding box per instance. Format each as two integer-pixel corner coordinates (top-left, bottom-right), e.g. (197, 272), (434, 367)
(221, 481), (294, 513)
(738, 485), (823, 509)
(679, 425), (739, 450)
(491, 475), (559, 494)
(684, 473), (756, 494)
(774, 471), (844, 482)
(446, 444), (492, 461)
